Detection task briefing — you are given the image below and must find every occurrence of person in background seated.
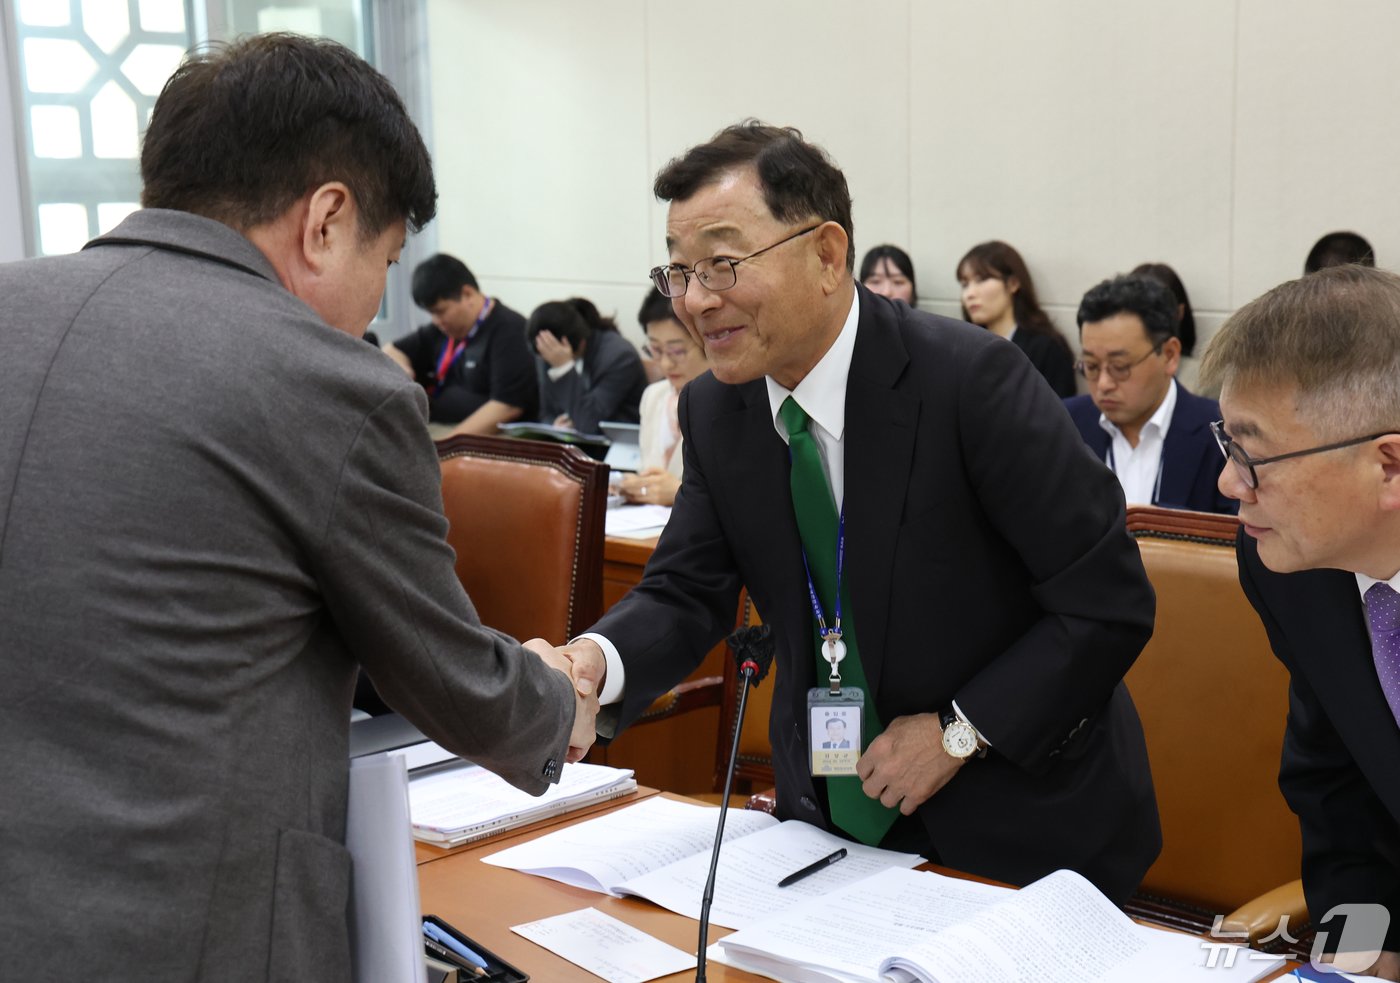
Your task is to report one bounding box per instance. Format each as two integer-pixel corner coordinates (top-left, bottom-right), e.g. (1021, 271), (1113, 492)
(860, 244), (918, 306)
(1132, 261), (1197, 358)
(1305, 230), (1376, 274)
(529, 297), (649, 435)
(1064, 274), (1235, 514)
(1205, 265), (1400, 979)
(618, 288), (711, 506)
(956, 240), (1077, 398)
(385, 253), (537, 436)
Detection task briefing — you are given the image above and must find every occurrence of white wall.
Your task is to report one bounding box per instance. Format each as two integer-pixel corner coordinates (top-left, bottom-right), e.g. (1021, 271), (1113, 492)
(424, 0), (1400, 392)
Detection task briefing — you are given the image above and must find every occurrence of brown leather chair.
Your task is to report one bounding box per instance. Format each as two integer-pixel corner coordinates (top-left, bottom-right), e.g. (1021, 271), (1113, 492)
(1122, 506), (1305, 947)
(436, 434), (607, 643)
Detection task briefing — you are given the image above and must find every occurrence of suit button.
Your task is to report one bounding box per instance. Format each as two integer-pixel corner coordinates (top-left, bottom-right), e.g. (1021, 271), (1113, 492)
(542, 758), (558, 779)
(799, 796), (817, 811)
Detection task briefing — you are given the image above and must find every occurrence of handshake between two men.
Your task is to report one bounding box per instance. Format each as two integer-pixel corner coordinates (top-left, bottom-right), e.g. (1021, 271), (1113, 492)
(524, 637), (605, 764)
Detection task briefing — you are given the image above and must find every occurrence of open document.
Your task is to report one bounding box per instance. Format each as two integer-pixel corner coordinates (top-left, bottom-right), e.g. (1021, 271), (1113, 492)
(714, 867), (1286, 983)
(483, 796), (922, 930)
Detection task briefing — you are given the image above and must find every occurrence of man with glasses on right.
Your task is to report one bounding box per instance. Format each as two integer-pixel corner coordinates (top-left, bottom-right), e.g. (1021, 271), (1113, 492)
(1205, 264), (1400, 978)
(1065, 273), (1235, 514)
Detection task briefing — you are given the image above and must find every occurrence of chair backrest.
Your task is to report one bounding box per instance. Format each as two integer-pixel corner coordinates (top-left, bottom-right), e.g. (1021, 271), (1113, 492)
(1125, 505), (1301, 913)
(436, 434), (607, 643)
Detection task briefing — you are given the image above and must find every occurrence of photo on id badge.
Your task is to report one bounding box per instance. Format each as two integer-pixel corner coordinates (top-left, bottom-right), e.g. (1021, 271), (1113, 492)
(811, 706), (859, 775)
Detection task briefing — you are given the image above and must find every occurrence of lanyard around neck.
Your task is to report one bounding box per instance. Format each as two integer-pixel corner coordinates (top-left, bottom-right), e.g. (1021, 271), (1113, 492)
(429, 297), (493, 394)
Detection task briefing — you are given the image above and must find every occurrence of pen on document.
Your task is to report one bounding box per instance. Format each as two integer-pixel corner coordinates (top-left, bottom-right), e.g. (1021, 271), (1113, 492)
(423, 921), (490, 971)
(777, 847), (848, 888)
(424, 937), (487, 977)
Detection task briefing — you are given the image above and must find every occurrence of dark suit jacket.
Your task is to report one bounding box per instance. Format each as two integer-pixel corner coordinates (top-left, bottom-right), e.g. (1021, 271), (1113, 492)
(538, 328), (648, 434)
(0, 210), (575, 980)
(593, 285), (1161, 903)
(1064, 384), (1237, 515)
(1011, 327), (1077, 398)
(1239, 532), (1400, 952)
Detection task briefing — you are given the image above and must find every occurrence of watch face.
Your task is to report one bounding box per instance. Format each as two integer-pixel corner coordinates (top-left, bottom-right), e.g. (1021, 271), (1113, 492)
(942, 720), (979, 759)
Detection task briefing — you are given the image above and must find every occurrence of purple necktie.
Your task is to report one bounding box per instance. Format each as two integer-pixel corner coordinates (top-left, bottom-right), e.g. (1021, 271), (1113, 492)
(1363, 582), (1400, 727)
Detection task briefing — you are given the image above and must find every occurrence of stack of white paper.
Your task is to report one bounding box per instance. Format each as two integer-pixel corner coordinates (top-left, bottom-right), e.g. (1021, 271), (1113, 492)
(408, 760), (636, 846)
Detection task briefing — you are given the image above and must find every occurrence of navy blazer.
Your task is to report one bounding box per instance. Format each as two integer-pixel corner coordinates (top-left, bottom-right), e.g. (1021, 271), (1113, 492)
(1064, 383), (1237, 515)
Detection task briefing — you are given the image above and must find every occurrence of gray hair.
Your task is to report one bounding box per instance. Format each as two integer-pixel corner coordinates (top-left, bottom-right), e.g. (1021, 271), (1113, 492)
(1201, 265), (1400, 439)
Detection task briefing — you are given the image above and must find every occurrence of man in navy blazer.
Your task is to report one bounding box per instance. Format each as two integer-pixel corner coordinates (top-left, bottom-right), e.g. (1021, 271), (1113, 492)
(1064, 274), (1236, 515)
(1206, 266), (1400, 978)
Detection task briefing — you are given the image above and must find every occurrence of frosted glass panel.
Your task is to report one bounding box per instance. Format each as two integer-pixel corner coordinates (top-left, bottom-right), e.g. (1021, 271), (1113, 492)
(81, 0), (131, 55)
(258, 8), (323, 34)
(31, 105), (83, 159)
(226, 1), (368, 56)
(38, 203), (91, 255)
(91, 83), (140, 158)
(18, 0), (70, 27)
(97, 202), (141, 233)
(120, 44), (186, 96)
(24, 38), (99, 94)
(138, 0), (187, 33)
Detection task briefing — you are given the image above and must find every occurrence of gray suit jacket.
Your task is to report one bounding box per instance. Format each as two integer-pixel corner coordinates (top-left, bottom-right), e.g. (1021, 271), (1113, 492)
(0, 210), (575, 981)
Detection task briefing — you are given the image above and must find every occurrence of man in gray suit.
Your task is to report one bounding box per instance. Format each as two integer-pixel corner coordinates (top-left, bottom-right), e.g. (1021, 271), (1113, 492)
(0, 35), (594, 981)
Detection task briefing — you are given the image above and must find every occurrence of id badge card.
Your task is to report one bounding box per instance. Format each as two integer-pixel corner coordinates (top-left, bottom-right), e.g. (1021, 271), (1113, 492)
(808, 687), (864, 776)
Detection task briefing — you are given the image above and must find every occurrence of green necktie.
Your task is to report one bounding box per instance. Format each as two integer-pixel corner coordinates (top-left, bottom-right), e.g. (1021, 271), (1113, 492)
(779, 396), (898, 845)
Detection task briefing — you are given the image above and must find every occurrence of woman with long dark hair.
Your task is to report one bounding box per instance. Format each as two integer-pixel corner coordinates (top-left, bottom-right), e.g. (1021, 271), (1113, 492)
(956, 240), (1076, 398)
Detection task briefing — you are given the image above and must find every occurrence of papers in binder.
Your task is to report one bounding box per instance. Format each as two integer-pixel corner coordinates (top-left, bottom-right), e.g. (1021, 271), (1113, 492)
(408, 760), (636, 846)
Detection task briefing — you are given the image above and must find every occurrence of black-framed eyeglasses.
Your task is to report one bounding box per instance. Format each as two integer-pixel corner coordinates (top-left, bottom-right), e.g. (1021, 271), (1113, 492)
(1210, 420), (1399, 490)
(1074, 343), (1164, 383)
(649, 223), (823, 299)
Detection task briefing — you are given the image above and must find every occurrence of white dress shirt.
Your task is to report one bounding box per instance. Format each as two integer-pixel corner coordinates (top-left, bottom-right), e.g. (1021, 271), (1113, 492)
(1097, 380), (1177, 506)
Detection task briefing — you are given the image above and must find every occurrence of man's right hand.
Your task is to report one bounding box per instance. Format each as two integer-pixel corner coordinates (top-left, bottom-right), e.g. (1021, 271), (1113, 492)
(524, 638), (600, 763)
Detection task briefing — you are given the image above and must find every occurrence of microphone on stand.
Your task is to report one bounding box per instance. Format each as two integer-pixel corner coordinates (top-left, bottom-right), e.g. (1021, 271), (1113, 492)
(696, 624), (776, 981)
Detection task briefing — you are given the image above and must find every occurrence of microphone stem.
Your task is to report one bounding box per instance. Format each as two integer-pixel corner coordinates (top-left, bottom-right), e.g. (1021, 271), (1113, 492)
(695, 667), (754, 981)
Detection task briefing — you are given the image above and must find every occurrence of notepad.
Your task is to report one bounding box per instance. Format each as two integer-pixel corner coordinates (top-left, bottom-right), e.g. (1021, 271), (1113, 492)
(482, 796), (922, 930)
(408, 760), (637, 846)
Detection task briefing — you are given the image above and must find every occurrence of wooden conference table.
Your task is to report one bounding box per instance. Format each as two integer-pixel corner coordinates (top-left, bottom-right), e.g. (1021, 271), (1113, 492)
(415, 790), (1299, 983)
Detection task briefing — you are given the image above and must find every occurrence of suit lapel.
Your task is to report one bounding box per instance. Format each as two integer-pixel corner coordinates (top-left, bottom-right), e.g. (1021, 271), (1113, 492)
(1158, 390), (1207, 508)
(709, 383), (815, 721)
(843, 293), (918, 702)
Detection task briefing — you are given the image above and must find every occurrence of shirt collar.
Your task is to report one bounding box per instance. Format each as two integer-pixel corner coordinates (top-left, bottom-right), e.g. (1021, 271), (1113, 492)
(766, 289), (860, 442)
(1356, 569), (1400, 600)
(1097, 378), (1178, 443)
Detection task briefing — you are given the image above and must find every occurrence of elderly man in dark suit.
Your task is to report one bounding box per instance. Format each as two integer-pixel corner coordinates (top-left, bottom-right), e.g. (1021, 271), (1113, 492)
(1065, 273), (1236, 515)
(0, 35), (594, 981)
(556, 122), (1160, 903)
(1205, 265), (1400, 979)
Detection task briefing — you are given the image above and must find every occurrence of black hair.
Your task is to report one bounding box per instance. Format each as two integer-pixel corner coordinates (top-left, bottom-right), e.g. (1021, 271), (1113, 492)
(1305, 231), (1375, 274)
(1131, 262), (1197, 357)
(411, 254), (479, 309)
(141, 33), (436, 237)
(637, 286), (678, 328)
(527, 298), (618, 353)
(1077, 274), (1179, 348)
(859, 244), (918, 306)
(653, 120), (855, 271)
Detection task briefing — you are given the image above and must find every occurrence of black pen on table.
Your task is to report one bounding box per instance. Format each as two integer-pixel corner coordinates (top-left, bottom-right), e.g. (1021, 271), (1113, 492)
(777, 847), (847, 887)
